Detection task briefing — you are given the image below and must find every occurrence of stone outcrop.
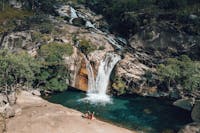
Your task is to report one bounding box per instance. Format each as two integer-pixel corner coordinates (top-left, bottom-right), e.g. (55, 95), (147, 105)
(178, 123), (200, 133)
(64, 47), (83, 88)
(173, 98), (195, 111)
(31, 90), (41, 96)
(0, 92), (19, 119)
(1, 31), (34, 50)
(5, 90), (134, 133)
(116, 53), (150, 81)
(192, 101), (200, 122)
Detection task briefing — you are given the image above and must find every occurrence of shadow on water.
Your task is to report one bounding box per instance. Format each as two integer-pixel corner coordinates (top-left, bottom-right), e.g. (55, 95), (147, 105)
(45, 90), (192, 133)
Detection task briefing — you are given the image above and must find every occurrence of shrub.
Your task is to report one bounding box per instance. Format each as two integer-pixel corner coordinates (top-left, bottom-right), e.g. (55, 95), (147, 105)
(112, 77), (126, 95)
(157, 55), (200, 91)
(36, 42), (73, 91)
(78, 39), (96, 54)
(0, 50), (41, 92)
(98, 46), (105, 50)
(38, 42), (73, 63)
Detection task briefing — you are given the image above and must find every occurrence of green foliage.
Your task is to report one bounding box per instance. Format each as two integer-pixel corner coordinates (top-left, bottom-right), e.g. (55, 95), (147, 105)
(144, 31), (154, 40)
(0, 5), (32, 24)
(81, 0), (200, 36)
(36, 65), (69, 91)
(98, 46), (105, 50)
(0, 50), (41, 91)
(112, 77), (126, 95)
(36, 42), (73, 91)
(21, 0), (58, 14)
(0, 5), (33, 33)
(39, 42), (73, 63)
(31, 31), (42, 42)
(25, 14), (55, 33)
(38, 22), (54, 34)
(157, 55), (200, 91)
(156, 0), (188, 9)
(144, 70), (155, 87)
(78, 39), (96, 54)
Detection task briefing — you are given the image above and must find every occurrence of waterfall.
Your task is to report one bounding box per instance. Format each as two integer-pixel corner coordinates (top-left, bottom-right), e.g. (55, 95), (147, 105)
(69, 7), (78, 24)
(81, 52), (121, 104)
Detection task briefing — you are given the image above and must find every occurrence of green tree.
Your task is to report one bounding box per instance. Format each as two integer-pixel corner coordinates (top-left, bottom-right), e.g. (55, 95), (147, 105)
(0, 50), (41, 102)
(157, 55), (200, 91)
(36, 42), (73, 91)
(38, 42), (73, 63)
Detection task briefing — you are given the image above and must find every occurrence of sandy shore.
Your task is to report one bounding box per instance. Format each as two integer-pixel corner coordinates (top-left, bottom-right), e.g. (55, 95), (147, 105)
(5, 91), (136, 133)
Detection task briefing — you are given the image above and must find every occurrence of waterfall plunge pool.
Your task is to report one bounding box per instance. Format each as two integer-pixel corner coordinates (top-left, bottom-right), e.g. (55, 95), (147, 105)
(46, 90), (192, 133)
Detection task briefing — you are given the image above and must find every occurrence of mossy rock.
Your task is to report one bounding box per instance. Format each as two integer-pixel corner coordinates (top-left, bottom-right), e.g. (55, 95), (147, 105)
(112, 77), (126, 95)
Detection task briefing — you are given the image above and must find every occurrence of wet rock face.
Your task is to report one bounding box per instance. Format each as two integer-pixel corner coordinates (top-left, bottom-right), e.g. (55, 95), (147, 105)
(178, 123), (200, 133)
(75, 59), (88, 91)
(64, 47), (83, 88)
(192, 101), (200, 122)
(56, 4), (109, 32)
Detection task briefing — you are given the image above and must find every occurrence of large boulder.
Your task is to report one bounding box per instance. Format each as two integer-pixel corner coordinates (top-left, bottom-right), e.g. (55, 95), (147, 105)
(173, 98), (195, 111)
(5, 105), (15, 118)
(192, 101), (200, 122)
(0, 92), (16, 106)
(178, 123), (200, 133)
(0, 94), (7, 106)
(8, 92), (17, 105)
(0, 103), (15, 118)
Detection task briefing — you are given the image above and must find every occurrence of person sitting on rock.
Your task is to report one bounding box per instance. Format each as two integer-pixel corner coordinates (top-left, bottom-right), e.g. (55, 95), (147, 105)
(82, 111), (90, 119)
(90, 112), (95, 120)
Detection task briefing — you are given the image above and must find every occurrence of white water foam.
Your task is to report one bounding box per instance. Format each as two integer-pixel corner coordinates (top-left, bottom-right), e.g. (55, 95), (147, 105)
(81, 53), (121, 104)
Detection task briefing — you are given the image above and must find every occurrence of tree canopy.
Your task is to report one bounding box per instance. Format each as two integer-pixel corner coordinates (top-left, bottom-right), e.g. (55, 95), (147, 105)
(158, 55), (200, 91)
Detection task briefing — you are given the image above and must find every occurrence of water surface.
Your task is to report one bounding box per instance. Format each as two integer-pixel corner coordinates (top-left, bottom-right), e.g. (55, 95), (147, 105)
(46, 90), (192, 133)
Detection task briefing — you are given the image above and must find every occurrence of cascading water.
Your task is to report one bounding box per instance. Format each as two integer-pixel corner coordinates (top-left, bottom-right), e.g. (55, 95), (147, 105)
(69, 7), (78, 24)
(81, 53), (121, 104)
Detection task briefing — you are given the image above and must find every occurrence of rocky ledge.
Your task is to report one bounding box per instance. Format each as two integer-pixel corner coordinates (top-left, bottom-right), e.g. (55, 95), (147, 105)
(1, 90), (134, 133)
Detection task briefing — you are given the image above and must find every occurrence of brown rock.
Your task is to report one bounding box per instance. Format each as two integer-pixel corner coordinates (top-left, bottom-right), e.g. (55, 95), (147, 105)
(75, 60), (88, 91)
